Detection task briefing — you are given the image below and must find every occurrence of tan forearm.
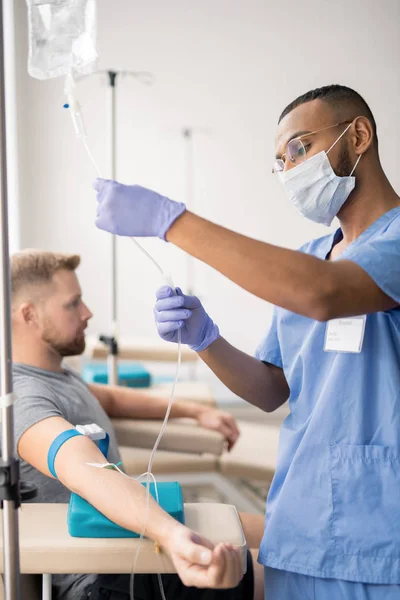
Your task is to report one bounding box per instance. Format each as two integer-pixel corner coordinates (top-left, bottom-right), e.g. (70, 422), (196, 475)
(167, 212), (335, 320)
(200, 337), (288, 412)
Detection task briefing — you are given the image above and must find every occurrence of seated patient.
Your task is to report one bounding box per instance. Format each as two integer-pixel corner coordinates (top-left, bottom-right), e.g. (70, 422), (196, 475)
(11, 249), (264, 600)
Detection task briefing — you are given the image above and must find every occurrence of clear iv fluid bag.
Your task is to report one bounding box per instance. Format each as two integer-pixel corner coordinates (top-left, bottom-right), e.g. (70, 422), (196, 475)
(26, 0), (97, 80)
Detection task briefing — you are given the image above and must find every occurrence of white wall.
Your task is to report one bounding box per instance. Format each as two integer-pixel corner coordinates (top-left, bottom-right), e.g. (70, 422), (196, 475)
(13, 0), (400, 399)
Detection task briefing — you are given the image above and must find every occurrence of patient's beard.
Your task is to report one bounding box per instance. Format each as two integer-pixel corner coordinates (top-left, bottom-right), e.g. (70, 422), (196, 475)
(42, 325), (86, 357)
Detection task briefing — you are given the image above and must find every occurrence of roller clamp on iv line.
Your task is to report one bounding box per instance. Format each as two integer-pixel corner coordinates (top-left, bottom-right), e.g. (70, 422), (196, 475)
(64, 75), (87, 139)
(47, 425), (185, 540)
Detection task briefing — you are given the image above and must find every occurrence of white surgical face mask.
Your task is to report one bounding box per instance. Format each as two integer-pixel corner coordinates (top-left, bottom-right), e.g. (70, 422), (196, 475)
(278, 123), (362, 226)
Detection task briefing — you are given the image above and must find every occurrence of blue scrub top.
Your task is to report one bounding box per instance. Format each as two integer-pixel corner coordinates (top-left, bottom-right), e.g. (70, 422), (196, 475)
(256, 206), (400, 584)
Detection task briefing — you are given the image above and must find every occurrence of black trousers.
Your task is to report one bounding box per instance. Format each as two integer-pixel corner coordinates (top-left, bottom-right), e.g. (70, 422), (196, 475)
(81, 550), (254, 600)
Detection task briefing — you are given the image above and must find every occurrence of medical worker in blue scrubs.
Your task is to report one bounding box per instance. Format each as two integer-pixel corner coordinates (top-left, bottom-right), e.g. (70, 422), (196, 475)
(93, 84), (400, 599)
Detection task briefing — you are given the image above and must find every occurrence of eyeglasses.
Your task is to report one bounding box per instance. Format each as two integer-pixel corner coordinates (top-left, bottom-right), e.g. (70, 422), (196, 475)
(272, 120), (353, 174)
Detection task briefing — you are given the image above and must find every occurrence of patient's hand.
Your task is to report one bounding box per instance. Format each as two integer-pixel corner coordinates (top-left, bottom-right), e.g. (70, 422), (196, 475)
(164, 525), (243, 589)
(196, 409), (240, 451)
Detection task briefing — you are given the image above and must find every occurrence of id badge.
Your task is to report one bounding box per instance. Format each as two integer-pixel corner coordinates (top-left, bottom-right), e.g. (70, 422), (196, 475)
(324, 316), (366, 353)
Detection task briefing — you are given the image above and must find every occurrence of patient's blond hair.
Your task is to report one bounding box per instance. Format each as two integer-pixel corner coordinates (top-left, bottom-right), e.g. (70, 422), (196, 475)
(11, 250), (80, 307)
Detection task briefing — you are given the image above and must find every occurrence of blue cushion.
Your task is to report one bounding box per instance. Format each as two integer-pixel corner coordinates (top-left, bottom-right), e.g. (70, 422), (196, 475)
(68, 482), (184, 538)
(82, 361), (151, 388)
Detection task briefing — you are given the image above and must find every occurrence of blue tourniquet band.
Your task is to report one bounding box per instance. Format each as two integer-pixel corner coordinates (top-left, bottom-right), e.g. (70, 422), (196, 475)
(98, 434), (109, 457)
(47, 430), (110, 478)
(47, 429), (82, 478)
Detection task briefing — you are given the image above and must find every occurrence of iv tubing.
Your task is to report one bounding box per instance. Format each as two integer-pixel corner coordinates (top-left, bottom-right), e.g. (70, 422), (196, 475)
(65, 74), (182, 600)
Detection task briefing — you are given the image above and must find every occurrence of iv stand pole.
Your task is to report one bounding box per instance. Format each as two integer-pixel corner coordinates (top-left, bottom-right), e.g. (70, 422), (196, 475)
(183, 128), (194, 296)
(182, 129), (198, 380)
(106, 71), (118, 386)
(0, 0), (21, 597)
(97, 70), (153, 386)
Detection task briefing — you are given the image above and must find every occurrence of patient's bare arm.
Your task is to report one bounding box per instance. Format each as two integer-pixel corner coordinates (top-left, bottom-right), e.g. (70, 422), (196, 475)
(18, 416), (244, 589)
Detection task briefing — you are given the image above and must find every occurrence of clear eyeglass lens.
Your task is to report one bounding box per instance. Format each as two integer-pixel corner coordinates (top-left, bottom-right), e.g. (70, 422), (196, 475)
(273, 159), (285, 173)
(274, 138), (308, 173)
(287, 139), (306, 164)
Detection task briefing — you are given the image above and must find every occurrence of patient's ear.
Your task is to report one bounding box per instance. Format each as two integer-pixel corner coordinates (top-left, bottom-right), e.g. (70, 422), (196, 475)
(19, 302), (39, 327)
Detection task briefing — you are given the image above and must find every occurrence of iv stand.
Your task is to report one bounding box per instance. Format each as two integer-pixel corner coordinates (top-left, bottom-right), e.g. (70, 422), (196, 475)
(99, 71), (119, 387)
(183, 128), (195, 296)
(182, 128), (198, 380)
(0, 0), (21, 597)
(95, 70), (154, 386)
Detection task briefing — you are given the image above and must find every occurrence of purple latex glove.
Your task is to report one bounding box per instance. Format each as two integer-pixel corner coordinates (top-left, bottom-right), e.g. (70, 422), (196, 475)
(154, 286), (220, 352)
(93, 179), (186, 240)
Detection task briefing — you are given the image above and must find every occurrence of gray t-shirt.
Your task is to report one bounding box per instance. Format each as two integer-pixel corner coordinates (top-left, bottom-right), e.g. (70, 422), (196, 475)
(13, 363), (122, 600)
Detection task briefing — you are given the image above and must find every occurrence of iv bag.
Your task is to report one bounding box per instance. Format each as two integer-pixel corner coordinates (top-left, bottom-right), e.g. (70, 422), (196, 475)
(26, 0), (97, 80)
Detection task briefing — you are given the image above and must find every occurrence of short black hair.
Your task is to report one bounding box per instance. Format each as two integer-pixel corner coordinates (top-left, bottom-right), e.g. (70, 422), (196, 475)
(279, 84), (378, 147)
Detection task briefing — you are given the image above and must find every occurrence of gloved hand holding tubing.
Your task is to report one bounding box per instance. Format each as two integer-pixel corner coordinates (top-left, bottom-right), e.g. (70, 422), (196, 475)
(154, 286), (220, 352)
(93, 179), (186, 239)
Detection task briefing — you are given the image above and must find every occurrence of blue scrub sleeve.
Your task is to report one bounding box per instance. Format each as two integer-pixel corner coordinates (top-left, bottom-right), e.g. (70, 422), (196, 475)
(344, 225), (400, 305)
(255, 307), (283, 368)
